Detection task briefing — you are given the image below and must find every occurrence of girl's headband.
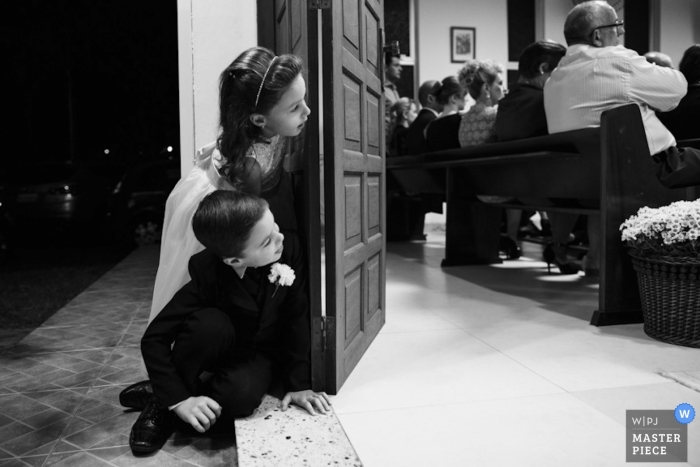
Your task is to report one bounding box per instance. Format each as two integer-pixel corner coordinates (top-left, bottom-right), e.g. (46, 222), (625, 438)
(255, 56), (278, 109)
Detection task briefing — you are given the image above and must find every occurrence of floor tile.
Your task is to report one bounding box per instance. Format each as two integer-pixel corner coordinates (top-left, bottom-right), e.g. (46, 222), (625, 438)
(336, 392), (692, 467)
(332, 329), (563, 414)
(572, 382), (700, 465)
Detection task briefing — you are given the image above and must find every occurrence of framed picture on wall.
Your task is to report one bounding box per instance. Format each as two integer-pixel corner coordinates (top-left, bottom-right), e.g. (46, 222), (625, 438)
(450, 27), (475, 63)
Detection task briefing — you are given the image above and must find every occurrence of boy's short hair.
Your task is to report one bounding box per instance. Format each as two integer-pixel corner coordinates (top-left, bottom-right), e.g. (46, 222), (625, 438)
(193, 190), (269, 259)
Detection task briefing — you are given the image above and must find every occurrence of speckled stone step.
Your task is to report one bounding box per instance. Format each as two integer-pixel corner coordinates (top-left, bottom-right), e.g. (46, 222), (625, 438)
(235, 394), (363, 466)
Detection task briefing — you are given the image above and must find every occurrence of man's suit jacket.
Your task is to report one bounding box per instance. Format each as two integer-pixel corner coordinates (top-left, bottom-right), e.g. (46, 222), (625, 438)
(141, 233), (310, 408)
(405, 108), (438, 155)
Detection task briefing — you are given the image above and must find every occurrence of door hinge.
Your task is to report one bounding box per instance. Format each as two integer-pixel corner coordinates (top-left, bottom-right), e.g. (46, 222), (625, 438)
(314, 316), (327, 352)
(320, 316), (327, 352)
(314, 316), (334, 352)
(309, 0), (331, 9)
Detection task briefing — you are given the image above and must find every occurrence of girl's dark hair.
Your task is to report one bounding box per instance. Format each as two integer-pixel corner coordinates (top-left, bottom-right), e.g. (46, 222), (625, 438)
(679, 44), (700, 85)
(435, 76), (463, 105)
(217, 47), (303, 189)
(518, 40), (567, 79)
(193, 190), (269, 258)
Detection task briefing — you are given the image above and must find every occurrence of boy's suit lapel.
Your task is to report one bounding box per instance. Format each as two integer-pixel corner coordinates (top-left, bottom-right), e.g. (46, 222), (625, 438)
(216, 262), (259, 313)
(257, 264), (280, 319)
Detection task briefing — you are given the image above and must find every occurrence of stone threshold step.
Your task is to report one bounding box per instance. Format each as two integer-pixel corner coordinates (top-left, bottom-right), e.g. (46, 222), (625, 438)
(236, 395), (363, 466)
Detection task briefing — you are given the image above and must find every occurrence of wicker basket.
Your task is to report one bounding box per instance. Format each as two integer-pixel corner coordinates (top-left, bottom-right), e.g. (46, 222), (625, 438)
(630, 253), (700, 348)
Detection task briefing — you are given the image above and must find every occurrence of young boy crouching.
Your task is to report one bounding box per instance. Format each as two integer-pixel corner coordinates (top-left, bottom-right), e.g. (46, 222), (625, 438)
(121, 190), (330, 454)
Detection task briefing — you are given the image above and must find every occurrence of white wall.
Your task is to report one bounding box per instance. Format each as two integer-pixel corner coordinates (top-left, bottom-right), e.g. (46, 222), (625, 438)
(177, 0), (257, 175)
(658, 0), (700, 68)
(415, 0), (509, 89)
(541, 0), (570, 45)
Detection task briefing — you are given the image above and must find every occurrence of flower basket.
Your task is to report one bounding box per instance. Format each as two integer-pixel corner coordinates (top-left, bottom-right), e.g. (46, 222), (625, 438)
(621, 200), (700, 347)
(629, 253), (700, 348)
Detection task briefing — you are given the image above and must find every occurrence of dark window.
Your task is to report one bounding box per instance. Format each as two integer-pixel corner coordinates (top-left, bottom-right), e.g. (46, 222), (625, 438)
(507, 0), (536, 62)
(385, 0), (410, 57)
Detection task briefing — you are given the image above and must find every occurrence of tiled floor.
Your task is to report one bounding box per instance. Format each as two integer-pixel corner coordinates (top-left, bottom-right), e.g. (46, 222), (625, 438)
(2, 228), (700, 467)
(332, 230), (700, 467)
(0, 246), (238, 467)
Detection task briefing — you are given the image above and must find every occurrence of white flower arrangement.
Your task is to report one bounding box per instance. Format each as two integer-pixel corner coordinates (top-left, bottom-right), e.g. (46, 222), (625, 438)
(620, 200), (700, 259)
(268, 262), (295, 297)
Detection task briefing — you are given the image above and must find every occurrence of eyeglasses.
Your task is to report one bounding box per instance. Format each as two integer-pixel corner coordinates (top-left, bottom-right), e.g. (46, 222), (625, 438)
(590, 20), (625, 38)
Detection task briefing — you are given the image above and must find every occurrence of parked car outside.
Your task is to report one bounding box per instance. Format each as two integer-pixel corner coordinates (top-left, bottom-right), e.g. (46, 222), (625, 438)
(1, 162), (126, 241)
(108, 154), (180, 246)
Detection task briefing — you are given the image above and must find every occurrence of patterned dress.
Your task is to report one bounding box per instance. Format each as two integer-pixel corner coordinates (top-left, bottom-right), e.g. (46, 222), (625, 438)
(458, 102), (498, 147)
(457, 103), (509, 203)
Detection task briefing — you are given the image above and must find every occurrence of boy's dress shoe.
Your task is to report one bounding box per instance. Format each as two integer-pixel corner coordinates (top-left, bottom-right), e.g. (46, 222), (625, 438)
(119, 380), (153, 410)
(129, 396), (175, 454)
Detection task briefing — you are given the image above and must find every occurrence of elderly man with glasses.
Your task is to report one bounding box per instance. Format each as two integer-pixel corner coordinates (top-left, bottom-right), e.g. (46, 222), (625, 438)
(544, 0), (700, 189)
(542, 0), (700, 277)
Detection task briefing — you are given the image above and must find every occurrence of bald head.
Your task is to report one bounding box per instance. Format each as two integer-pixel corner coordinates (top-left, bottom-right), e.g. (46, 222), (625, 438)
(644, 52), (673, 68)
(564, 1), (618, 46)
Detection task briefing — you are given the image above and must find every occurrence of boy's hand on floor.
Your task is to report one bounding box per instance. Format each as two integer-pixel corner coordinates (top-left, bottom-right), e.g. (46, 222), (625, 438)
(173, 396), (222, 433)
(281, 390), (332, 415)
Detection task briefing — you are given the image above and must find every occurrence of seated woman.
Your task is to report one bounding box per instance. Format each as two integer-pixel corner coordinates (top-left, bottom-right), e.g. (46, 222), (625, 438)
(424, 75), (467, 151)
(493, 40), (583, 274)
(458, 59), (504, 146)
(388, 97), (417, 157)
(658, 44), (700, 140)
(456, 59), (523, 259)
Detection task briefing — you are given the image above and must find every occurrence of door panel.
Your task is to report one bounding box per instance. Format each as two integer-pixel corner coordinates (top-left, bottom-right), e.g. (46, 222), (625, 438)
(322, 0), (386, 393)
(265, 1), (326, 389)
(265, 0), (385, 394)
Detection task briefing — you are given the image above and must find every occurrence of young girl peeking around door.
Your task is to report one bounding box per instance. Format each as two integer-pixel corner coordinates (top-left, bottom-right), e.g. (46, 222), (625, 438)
(148, 46), (311, 323)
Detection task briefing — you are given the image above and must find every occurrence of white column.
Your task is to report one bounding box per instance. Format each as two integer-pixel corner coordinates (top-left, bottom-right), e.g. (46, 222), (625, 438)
(176, 0), (258, 176)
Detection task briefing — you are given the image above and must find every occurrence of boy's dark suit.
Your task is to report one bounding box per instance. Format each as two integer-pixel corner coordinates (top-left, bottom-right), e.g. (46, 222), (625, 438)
(141, 233), (310, 418)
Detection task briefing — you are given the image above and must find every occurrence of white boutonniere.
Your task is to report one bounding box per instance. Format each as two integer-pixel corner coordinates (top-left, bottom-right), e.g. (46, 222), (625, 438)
(268, 263), (295, 297)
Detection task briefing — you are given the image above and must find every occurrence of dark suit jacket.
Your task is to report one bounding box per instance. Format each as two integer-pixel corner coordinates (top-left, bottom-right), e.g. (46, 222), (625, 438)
(658, 84), (700, 141)
(494, 83), (548, 141)
(425, 113), (462, 151)
(405, 108), (438, 155)
(141, 233), (310, 408)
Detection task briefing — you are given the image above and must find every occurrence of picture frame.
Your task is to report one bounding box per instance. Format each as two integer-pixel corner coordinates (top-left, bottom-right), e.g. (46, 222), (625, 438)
(450, 27), (475, 63)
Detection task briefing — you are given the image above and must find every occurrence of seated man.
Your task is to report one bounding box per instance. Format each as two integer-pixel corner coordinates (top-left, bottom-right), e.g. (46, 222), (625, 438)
(494, 40), (582, 273)
(544, 0), (700, 189)
(121, 190), (329, 454)
(658, 44), (700, 140)
(495, 40), (566, 141)
(405, 80), (443, 155)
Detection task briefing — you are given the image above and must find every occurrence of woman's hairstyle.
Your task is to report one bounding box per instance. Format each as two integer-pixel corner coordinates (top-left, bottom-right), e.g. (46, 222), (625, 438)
(679, 44), (700, 84)
(518, 40), (567, 79)
(192, 190), (269, 259)
(435, 76), (463, 105)
(390, 97), (413, 128)
(458, 59), (504, 100)
(217, 47), (304, 189)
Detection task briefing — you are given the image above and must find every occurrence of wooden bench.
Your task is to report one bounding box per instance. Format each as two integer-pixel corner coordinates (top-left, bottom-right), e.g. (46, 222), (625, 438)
(386, 104), (697, 326)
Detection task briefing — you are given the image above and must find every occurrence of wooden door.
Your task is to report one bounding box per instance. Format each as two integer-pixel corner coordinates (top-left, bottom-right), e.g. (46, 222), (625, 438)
(321, 0), (386, 393)
(260, 0), (326, 390)
(260, 0), (386, 395)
